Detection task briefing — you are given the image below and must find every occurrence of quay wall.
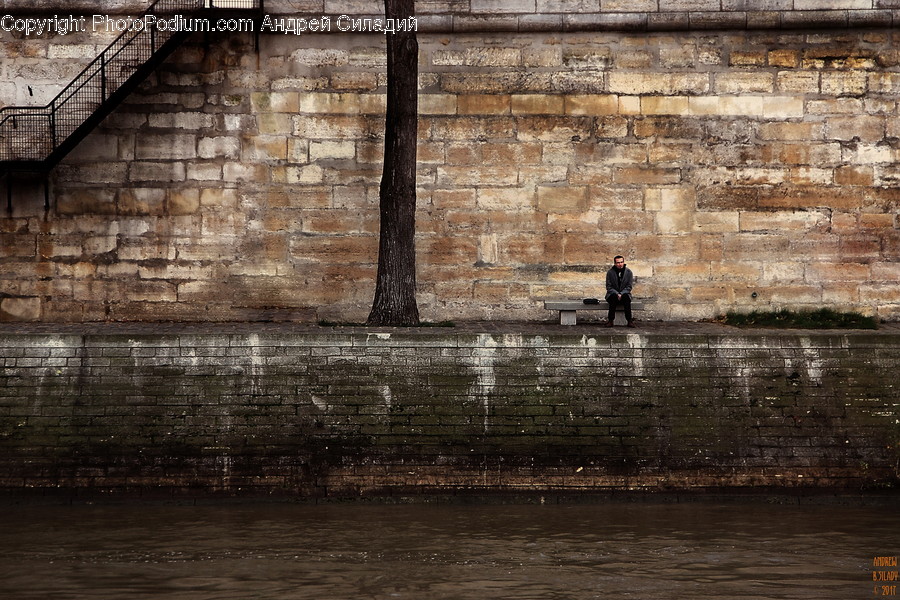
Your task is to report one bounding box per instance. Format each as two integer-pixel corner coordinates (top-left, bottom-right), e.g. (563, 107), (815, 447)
(1, 329), (897, 499)
(0, 6), (899, 324)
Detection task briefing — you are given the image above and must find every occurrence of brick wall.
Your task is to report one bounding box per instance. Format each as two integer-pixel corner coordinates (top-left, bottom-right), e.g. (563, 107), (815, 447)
(1, 11), (899, 323)
(0, 329), (897, 498)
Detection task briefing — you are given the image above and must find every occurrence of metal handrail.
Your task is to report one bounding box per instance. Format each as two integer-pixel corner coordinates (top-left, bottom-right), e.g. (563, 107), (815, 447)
(0, 0), (261, 166)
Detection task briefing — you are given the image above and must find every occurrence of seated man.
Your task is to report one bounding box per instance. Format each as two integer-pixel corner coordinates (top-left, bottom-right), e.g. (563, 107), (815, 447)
(605, 255), (636, 328)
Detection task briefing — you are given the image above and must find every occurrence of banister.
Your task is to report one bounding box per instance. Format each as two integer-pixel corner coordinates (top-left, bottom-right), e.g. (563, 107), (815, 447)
(0, 0), (261, 170)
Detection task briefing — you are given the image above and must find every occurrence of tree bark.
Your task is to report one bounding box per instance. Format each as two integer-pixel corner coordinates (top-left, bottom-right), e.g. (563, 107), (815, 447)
(367, 0), (419, 326)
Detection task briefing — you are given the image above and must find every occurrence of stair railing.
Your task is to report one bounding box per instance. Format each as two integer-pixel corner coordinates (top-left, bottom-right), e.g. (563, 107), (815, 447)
(0, 0), (261, 169)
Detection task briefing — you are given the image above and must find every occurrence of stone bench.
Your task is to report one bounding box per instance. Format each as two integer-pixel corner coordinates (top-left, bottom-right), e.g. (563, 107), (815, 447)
(544, 299), (645, 326)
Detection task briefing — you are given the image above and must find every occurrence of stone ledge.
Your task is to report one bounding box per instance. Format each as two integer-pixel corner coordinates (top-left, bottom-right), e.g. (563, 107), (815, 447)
(0, 319), (897, 337)
(3, 4), (898, 31)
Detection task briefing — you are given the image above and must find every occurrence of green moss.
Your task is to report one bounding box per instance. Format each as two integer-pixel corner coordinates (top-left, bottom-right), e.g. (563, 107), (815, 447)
(718, 308), (878, 330)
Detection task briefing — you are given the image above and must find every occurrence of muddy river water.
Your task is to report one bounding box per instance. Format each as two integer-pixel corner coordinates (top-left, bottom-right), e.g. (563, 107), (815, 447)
(0, 500), (896, 599)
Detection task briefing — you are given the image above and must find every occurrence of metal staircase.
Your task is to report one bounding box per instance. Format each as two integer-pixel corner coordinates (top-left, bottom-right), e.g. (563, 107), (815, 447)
(0, 0), (262, 205)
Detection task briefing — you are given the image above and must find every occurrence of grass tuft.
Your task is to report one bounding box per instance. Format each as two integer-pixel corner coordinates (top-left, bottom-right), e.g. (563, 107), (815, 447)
(718, 308), (877, 329)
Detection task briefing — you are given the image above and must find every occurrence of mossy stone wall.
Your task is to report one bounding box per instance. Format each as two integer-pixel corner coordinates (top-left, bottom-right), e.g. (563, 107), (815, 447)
(1, 329), (897, 499)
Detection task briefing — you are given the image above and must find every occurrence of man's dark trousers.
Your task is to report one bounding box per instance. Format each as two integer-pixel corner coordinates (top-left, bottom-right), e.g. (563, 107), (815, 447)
(606, 293), (632, 323)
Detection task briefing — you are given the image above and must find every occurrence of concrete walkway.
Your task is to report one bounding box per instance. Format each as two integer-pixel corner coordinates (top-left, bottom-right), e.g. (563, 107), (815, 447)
(0, 319), (896, 336)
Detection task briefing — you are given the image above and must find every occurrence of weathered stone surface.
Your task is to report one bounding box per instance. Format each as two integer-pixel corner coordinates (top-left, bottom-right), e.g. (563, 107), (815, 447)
(0, 330), (896, 498)
(0, 297), (41, 321)
(0, 26), (897, 323)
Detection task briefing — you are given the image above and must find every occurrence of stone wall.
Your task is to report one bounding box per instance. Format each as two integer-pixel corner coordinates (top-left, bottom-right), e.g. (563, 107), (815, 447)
(1, 5), (899, 323)
(6, 0), (900, 30)
(0, 328), (897, 498)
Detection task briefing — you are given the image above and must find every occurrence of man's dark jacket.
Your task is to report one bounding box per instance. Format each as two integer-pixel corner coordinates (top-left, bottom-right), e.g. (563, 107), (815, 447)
(605, 266), (634, 300)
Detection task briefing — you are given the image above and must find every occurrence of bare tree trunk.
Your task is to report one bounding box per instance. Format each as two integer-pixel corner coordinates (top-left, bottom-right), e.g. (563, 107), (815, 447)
(367, 0), (419, 326)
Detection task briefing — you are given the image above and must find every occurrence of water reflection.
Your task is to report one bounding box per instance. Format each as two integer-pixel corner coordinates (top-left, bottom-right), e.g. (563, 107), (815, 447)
(0, 501), (896, 599)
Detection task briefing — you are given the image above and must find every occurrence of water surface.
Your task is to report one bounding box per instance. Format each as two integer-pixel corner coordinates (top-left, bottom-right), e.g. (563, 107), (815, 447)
(0, 501), (896, 599)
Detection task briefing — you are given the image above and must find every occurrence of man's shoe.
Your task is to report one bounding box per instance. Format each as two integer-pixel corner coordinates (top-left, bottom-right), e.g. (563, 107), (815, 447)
(627, 321), (637, 328)
(605, 321), (615, 327)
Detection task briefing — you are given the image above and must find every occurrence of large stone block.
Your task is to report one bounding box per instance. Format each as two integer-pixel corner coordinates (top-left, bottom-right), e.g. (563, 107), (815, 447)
(648, 187), (696, 211)
(117, 188), (166, 216)
(594, 209), (656, 233)
(537, 186), (588, 213)
(695, 166), (788, 186)
(242, 136), (289, 162)
(518, 165), (569, 183)
(511, 94), (565, 115)
(633, 117), (704, 139)
(806, 262), (872, 284)
(762, 285), (824, 304)
(135, 134), (197, 160)
(283, 165), (325, 184)
(147, 113), (216, 130)
(715, 73), (775, 94)
(484, 141), (544, 165)
(55, 189), (118, 215)
(292, 115), (379, 139)
(756, 186), (864, 210)
(561, 94), (616, 116)
(66, 134), (120, 162)
(710, 261), (763, 282)
(569, 165), (613, 186)
(820, 71), (868, 96)
(186, 163), (223, 181)
(470, 0), (536, 13)
(575, 142), (647, 166)
(562, 46), (612, 70)
(760, 143), (842, 167)
(723, 233), (791, 258)
(167, 189), (201, 216)
(758, 122), (822, 141)
(516, 116), (594, 141)
(641, 96), (690, 115)
(614, 167), (682, 185)
(664, 0), (722, 10)
(858, 213), (895, 229)
(257, 113), (294, 135)
(432, 47), (523, 67)
(825, 116), (885, 142)
(739, 210), (829, 232)
(594, 116), (630, 138)
(198, 137), (241, 160)
(437, 166), (519, 186)
(310, 140), (356, 160)
(477, 187), (536, 211)
(834, 165), (875, 186)
(718, 95), (765, 116)
(608, 72), (710, 95)
(655, 210), (694, 233)
(297, 92), (366, 114)
(224, 162), (271, 183)
(458, 94), (512, 115)
(768, 49), (801, 68)
(762, 97), (805, 118)
(694, 212), (740, 233)
(128, 161), (187, 183)
(430, 117), (517, 140)
(843, 144), (894, 165)
(790, 167), (832, 186)
(0, 297), (41, 321)
(776, 71), (821, 94)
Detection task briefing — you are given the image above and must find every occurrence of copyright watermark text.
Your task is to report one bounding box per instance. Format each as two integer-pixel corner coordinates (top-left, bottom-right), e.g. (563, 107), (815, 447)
(1, 14), (417, 36)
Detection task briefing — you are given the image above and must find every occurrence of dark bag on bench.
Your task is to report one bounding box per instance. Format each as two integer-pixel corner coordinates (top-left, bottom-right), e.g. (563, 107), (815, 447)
(582, 298), (600, 305)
